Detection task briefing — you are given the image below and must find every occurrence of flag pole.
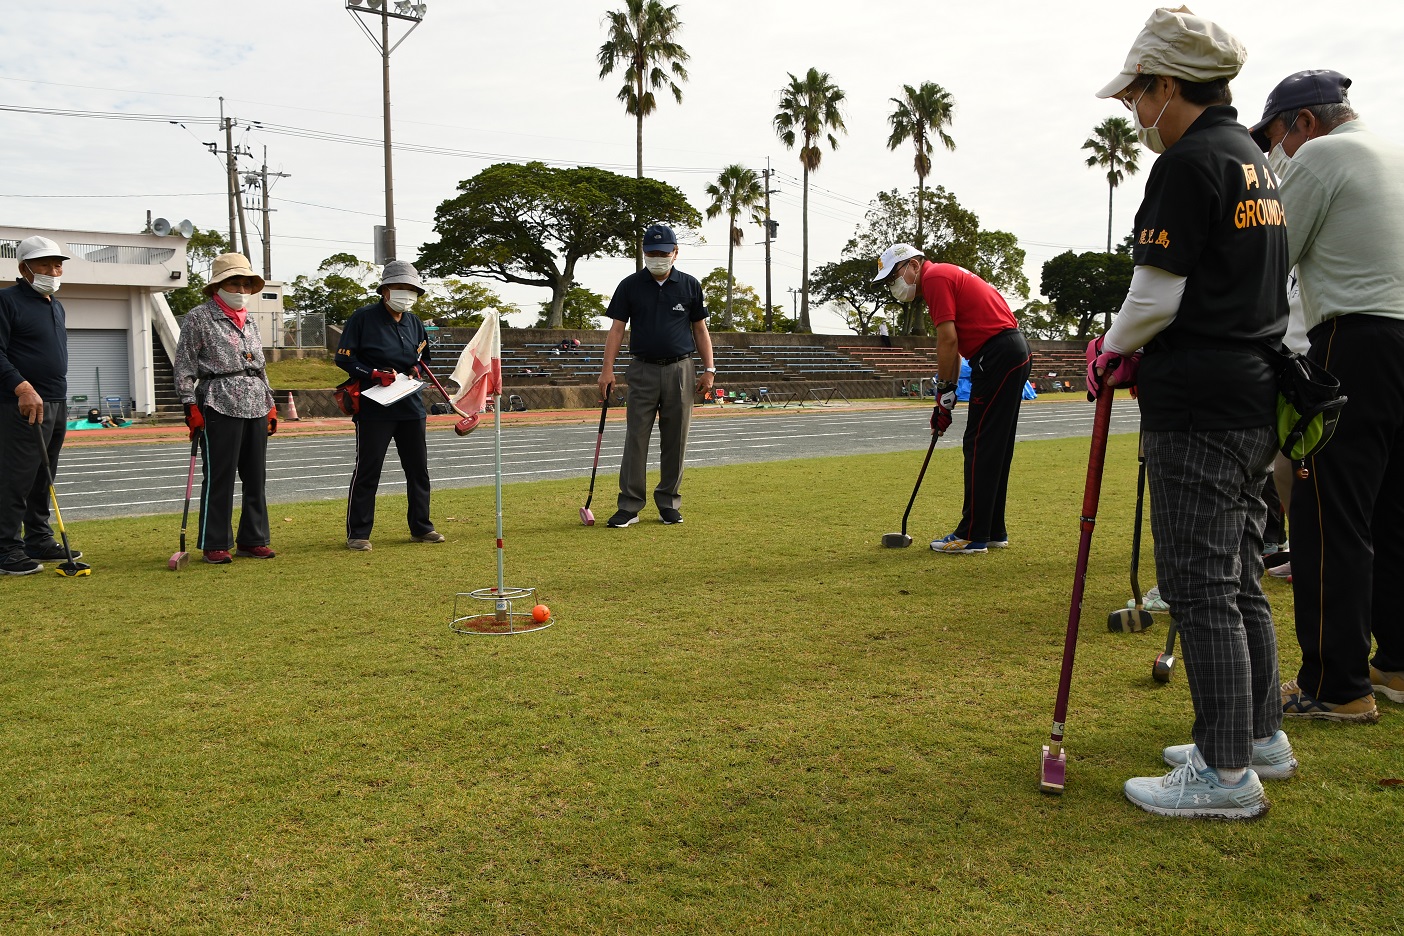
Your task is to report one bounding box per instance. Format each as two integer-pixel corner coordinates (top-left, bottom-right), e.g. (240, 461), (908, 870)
(493, 388), (505, 620)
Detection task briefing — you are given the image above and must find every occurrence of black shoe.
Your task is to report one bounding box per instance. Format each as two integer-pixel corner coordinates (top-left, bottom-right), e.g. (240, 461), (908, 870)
(26, 542), (82, 561)
(606, 510), (639, 528)
(1, 556), (43, 576)
(659, 508), (683, 525)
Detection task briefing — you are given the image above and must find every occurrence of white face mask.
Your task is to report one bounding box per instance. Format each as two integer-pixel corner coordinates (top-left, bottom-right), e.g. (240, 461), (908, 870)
(1131, 86), (1172, 154)
(28, 272), (60, 296)
(888, 262), (918, 303)
(644, 255), (675, 277)
(217, 288), (249, 310)
(385, 289), (417, 313)
(1266, 114), (1299, 180)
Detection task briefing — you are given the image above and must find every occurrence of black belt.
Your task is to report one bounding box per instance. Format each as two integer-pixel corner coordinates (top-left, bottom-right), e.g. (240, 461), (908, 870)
(633, 354), (690, 366)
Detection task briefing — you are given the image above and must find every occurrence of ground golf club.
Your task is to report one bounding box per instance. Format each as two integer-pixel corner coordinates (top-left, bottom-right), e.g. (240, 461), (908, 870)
(417, 362), (480, 437)
(168, 435), (199, 571)
(34, 422), (91, 577)
(1041, 386), (1115, 794)
(881, 433), (939, 548)
(1107, 432), (1154, 634)
(580, 395), (610, 526)
(1153, 619), (1179, 683)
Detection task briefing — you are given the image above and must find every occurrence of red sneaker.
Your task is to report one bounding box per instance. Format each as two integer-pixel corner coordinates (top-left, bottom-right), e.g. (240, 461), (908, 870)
(235, 545), (277, 559)
(203, 549), (232, 564)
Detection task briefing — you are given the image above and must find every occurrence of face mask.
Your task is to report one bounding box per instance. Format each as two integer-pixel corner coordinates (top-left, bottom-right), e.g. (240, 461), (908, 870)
(1266, 114), (1299, 179)
(888, 262), (918, 303)
(644, 256), (675, 277)
(217, 289), (249, 310)
(28, 273), (59, 296)
(1131, 86), (1172, 154)
(385, 289), (417, 313)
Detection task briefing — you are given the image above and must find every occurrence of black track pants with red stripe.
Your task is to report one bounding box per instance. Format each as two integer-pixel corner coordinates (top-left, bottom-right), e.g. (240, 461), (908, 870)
(954, 329), (1032, 543)
(1290, 313), (1404, 703)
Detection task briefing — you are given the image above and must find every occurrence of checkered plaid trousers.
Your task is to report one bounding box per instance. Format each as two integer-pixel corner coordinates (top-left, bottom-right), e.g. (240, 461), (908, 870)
(1145, 426), (1282, 769)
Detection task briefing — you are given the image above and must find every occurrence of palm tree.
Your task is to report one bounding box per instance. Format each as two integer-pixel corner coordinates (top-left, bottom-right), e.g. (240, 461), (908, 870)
(597, 0), (689, 270)
(703, 164), (765, 330)
(885, 82), (956, 255)
(773, 67), (846, 333)
(1082, 116), (1140, 254)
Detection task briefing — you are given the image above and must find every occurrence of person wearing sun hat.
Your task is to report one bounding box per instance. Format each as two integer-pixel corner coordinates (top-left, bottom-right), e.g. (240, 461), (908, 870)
(1088, 7), (1292, 820)
(336, 259), (445, 551)
(173, 252), (279, 565)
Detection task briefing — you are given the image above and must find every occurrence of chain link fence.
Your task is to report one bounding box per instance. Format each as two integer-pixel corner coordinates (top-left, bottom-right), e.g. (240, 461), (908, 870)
(282, 312), (325, 350)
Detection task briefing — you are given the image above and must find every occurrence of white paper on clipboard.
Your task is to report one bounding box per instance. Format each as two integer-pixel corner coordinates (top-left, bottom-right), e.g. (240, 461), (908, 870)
(360, 372), (426, 406)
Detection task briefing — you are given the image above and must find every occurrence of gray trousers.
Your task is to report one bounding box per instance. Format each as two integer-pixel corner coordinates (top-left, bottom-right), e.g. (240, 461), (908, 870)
(0, 400), (66, 560)
(618, 357), (693, 514)
(1146, 426), (1282, 769)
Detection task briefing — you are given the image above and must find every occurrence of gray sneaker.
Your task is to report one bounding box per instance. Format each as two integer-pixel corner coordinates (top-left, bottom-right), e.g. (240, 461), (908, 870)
(412, 531), (446, 543)
(1162, 730), (1297, 780)
(347, 539), (373, 551)
(1124, 761), (1268, 820)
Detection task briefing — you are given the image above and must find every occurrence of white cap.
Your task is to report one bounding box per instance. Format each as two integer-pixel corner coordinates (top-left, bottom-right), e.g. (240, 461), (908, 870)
(872, 243), (923, 283)
(16, 235), (70, 264)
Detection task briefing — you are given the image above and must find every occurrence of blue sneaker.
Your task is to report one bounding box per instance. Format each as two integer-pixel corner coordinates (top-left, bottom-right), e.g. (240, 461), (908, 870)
(1124, 760), (1268, 819)
(931, 533), (987, 555)
(1162, 730), (1297, 780)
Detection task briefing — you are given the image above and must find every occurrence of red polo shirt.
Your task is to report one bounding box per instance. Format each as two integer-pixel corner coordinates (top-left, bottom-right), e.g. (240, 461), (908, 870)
(919, 262), (1016, 359)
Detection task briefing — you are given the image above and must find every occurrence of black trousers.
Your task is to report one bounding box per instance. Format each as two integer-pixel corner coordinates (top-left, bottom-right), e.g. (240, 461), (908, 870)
(1291, 314), (1404, 702)
(197, 408), (270, 552)
(953, 329), (1031, 543)
(347, 417), (433, 540)
(0, 400), (66, 560)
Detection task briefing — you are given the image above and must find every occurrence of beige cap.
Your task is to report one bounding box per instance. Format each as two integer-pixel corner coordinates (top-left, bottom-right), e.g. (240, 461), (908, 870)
(204, 253), (265, 295)
(1096, 6), (1247, 99)
(872, 243), (924, 283)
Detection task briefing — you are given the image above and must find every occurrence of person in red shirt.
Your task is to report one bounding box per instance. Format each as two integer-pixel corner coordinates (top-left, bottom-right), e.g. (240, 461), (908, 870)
(874, 243), (1031, 554)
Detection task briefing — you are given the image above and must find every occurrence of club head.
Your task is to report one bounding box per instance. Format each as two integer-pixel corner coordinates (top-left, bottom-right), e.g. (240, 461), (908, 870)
(1107, 608), (1156, 633)
(169, 552), (189, 571)
(580, 506), (595, 526)
(1152, 653), (1176, 683)
(454, 414), (480, 437)
(881, 532), (913, 548)
(1040, 744), (1066, 794)
(55, 561), (91, 577)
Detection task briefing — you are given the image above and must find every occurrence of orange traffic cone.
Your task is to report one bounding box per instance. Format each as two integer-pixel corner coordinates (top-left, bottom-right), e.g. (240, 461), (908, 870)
(286, 391), (301, 421)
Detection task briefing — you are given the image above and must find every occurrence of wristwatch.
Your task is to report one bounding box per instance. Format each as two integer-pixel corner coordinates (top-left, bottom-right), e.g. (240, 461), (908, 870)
(704, 367), (717, 374)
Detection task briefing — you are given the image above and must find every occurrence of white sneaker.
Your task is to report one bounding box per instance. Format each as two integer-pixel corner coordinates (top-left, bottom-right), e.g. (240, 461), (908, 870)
(1162, 730), (1297, 780)
(1129, 585), (1171, 613)
(1124, 761), (1268, 819)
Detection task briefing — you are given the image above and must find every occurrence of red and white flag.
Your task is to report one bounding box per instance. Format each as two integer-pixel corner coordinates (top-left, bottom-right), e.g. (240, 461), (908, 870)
(448, 309), (502, 428)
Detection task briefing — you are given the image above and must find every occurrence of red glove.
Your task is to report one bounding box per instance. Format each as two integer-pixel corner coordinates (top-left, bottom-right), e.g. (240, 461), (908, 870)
(1085, 336), (1141, 401)
(931, 380), (957, 438)
(267, 405), (278, 437)
(370, 369), (396, 387)
(184, 402), (204, 440)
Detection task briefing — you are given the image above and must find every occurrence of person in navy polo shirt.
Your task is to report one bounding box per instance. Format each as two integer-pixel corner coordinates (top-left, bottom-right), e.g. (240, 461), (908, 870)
(0, 235), (74, 576)
(597, 224), (715, 527)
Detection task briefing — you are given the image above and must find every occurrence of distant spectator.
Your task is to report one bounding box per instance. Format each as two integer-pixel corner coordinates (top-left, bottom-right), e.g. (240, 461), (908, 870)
(877, 319), (892, 347)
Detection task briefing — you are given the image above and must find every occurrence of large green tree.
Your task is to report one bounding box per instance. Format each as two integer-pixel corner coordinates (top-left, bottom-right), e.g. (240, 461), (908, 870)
(415, 279), (508, 328)
(703, 164), (765, 331)
(283, 252), (378, 327)
(699, 268), (791, 333)
(417, 162), (700, 327)
(886, 81), (957, 253)
(808, 257), (897, 336)
(774, 67), (847, 333)
(534, 284), (608, 329)
(598, 0), (689, 270)
(1039, 250), (1135, 340)
(166, 228), (230, 316)
(1083, 116), (1140, 255)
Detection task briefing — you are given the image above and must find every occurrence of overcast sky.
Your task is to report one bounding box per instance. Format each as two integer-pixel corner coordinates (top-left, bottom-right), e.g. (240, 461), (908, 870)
(3, 1), (1401, 331)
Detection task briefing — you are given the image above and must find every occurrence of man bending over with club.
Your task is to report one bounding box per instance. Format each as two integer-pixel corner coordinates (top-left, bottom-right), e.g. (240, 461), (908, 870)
(872, 243), (1031, 555)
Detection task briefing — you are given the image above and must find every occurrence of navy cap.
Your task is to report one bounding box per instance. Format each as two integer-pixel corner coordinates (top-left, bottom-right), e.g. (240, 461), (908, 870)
(642, 224), (678, 253)
(1249, 70), (1352, 151)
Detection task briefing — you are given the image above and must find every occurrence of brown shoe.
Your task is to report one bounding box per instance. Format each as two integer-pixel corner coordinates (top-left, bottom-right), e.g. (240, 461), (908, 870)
(412, 531), (446, 543)
(1281, 679), (1380, 723)
(1370, 667), (1404, 704)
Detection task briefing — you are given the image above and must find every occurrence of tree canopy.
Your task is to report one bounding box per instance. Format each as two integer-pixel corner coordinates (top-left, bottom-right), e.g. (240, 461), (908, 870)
(416, 162), (700, 328)
(808, 257), (895, 336)
(700, 268), (791, 333)
(416, 279), (509, 329)
(283, 252), (378, 327)
(1083, 116), (1141, 256)
(1038, 250), (1134, 340)
(886, 81), (957, 252)
(703, 164), (765, 330)
(535, 284), (608, 330)
(166, 228), (230, 317)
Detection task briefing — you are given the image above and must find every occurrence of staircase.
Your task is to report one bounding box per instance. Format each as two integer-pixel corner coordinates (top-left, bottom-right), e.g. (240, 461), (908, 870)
(151, 335), (183, 421)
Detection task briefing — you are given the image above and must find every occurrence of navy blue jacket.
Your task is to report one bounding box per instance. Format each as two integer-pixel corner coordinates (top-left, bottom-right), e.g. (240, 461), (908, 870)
(336, 300), (431, 421)
(0, 279), (67, 403)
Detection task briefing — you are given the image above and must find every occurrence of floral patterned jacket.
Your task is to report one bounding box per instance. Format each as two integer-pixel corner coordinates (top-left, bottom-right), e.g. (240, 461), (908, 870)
(173, 300), (275, 419)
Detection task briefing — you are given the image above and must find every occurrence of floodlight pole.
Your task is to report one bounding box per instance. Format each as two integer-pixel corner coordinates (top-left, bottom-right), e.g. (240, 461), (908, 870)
(346, 0), (426, 264)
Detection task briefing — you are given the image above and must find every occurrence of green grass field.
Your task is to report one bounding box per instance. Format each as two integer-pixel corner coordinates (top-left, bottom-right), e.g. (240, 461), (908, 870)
(2, 434), (1401, 934)
(264, 358), (345, 389)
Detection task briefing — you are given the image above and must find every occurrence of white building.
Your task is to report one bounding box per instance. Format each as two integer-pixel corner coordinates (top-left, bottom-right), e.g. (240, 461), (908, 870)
(1, 226), (283, 418)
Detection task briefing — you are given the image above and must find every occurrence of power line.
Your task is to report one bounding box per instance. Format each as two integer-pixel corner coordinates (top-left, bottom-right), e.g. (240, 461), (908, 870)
(0, 192), (222, 199)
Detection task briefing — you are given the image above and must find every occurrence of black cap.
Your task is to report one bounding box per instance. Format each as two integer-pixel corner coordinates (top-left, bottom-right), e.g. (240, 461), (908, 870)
(642, 224), (678, 253)
(1249, 69), (1352, 151)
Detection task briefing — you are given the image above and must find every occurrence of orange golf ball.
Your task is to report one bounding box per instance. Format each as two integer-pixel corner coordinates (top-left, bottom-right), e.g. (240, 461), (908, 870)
(532, 604), (551, 623)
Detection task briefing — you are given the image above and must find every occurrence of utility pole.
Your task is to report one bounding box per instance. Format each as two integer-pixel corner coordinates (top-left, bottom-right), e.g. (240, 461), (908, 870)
(256, 147), (291, 281)
(221, 98), (236, 252)
(788, 286), (799, 320)
(379, 9), (395, 261)
(762, 158), (777, 332)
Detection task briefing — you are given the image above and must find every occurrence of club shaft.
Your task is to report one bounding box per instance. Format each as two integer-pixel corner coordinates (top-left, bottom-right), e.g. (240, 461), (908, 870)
(900, 434), (939, 536)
